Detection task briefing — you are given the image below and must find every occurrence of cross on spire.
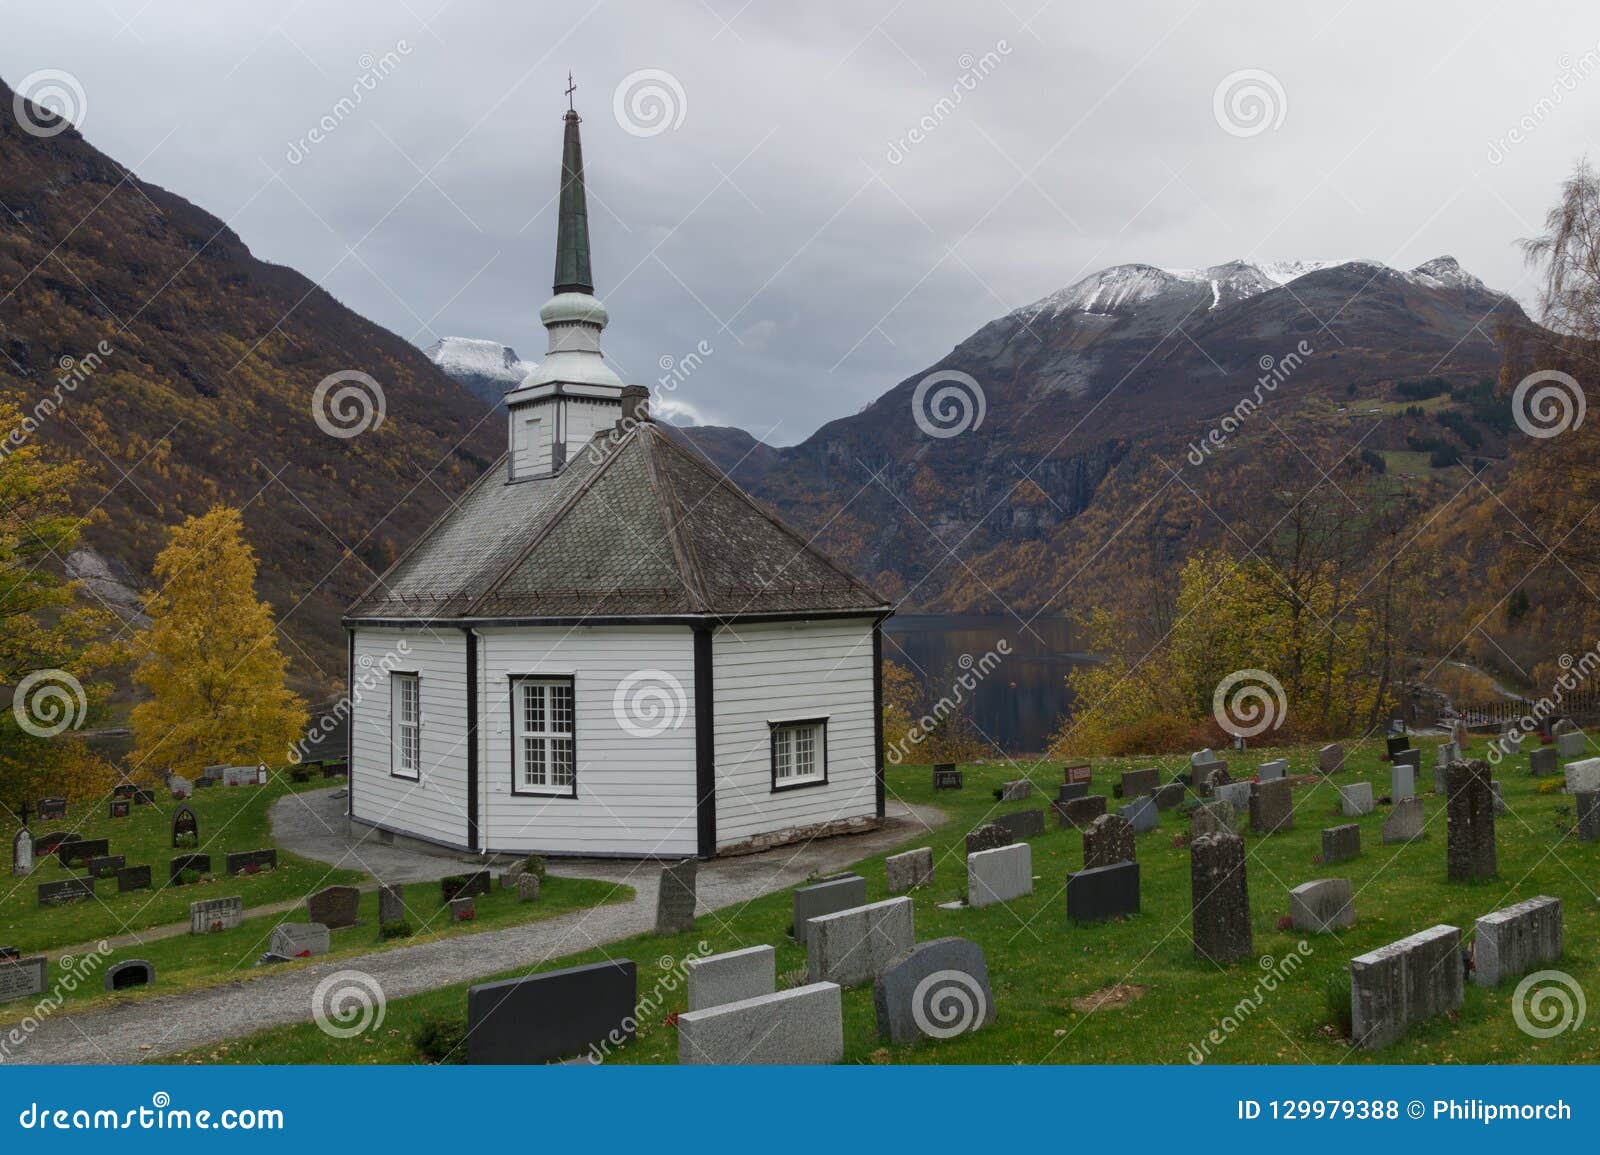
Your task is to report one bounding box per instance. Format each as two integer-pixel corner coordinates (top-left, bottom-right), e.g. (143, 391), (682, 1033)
(566, 71), (576, 112)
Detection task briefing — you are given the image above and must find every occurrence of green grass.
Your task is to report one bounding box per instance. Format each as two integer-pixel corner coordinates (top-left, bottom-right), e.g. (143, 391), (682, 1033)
(0, 874), (629, 1028)
(1, 774), (364, 955)
(169, 738), (1600, 1064)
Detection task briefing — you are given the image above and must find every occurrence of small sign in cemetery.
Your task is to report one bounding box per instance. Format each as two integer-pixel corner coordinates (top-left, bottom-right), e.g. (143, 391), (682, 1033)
(0, 956), (48, 1004)
(189, 895), (244, 934)
(932, 763), (963, 791)
(465, 959), (638, 1064)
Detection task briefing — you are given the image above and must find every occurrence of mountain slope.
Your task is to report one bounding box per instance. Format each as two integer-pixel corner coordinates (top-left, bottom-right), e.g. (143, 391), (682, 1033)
(0, 77), (499, 687)
(423, 336), (532, 410)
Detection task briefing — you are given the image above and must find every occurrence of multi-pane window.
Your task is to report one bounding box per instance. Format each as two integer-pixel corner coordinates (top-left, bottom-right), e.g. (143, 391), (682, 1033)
(514, 678), (576, 794)
(391, 673), (420, 779)
(772, 719), (826, 788)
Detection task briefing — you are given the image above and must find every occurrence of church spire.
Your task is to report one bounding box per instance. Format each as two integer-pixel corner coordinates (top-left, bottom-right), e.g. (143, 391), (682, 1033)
(552, 89), (593, 296)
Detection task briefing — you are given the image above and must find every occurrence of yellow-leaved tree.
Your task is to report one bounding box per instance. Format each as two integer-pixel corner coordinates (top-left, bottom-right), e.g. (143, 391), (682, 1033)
(131, 506), (307, 775)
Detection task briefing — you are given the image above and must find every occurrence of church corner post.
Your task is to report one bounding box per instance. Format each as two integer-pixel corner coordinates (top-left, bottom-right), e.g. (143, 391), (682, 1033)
(873, 616), (886, 820)
(693, 621), (717, 858)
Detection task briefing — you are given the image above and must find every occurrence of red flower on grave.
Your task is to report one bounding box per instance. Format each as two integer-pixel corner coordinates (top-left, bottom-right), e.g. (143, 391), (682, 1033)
(295, 949), (311, 958)
(664, 1012), (680, 1029)
(245, 864), (259, 875)
(1275, 915), (1293, 932)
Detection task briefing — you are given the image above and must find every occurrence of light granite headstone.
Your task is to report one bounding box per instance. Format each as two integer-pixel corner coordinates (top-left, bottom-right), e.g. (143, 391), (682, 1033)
(1214, 781), (1252, 810)
(967, 843), (1031, 908)
(1321, 823), (1360, 864)
(189, 895), (243, 934)
(677, 982), (842, 1064)
(1339, 782), (1374, 817)
(517, 873), (541, 903)
(0, 956), (47, 1004)
(1565, 757), (1600, 796)
(1350, 925), (1463, 1050)
(805, 897), (915, 988)
(1258, 759), (1288, 781)
(267, 922), (330, 958)
(11, 828), (32, 877)
(1528, 747), (1559, 777)
(999, 779), (1033, 802)
(1390, 763), (1415, 802)
(885, 847), (934, 893)
(1557, 731), (1586, 759)
(1118, 796), (1158, 833)
(1578, 792), (1600, 842)
(1289, 878), (1355, 933)
(1473, 896), (1562, 987)
(1382, 796), (1425, 844)
(685, 944), (776, 1011)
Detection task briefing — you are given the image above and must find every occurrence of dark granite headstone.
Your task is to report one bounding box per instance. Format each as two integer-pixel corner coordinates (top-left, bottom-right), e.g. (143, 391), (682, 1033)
(1120, 767), (1159, 799)
(1152, 782), (1185, 811)
(1083, 813), (1135, 869)
(1249, 778), (1294, 834)
(872, 937), (995, 1044)
(193, 777), (215, 789)
(792, 874), (867, 949)
(378, 883), (406, 924)
(1053, 793), (1107, 830)
(1057, 782), (1088, 803)
(466, 959), (638, 1064)
(1529, 747), (1559, 777)
(992, 808), (1044, 840)
(104, 959), (155, 991)
(655, 859), (697, 934)
(1445, 760), (1497, 881)
(117, 864), (152, 893)
(36, 797), (66, 820)
(1318, 743), (1346, 774)
(108, 799), (130, 819)
(1384, 735), (1409, 761)
(33, 831), (70, 855)
(57, 838), (108, 868)
(320, 761), (349, 779)
(87, 854), (125, 878)
(1191, 832), (1252, 965)
(1066, 861), (1140, 924)
(131, 788), (156, 805)
(964, 823), (1015, 855)
(167, 854), (212, 884)
(112, 783), (136, 799)
(170, 803), (199, 848)
(307, 885), (361, 930)
(441, 871), (492, 903)
(1321, 823), (1361, 864)
(225, 849), (278, 875)
(38, 877), (94, 906)
(932, 764), (963, 791)
(1392, 748), (1421, 772)
(1577, 792), (1600, 843)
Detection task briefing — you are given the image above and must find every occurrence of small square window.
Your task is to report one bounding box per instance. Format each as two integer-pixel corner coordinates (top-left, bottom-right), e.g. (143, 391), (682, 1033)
(771, 719), (827, 791)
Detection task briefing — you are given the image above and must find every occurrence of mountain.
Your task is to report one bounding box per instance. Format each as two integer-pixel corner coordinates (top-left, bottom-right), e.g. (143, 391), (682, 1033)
(0, 76), (499, 688)
(423, 336), (533, 409)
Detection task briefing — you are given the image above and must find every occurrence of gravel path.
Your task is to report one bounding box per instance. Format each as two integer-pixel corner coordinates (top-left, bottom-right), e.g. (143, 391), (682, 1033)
(16, 789), (945, 1064)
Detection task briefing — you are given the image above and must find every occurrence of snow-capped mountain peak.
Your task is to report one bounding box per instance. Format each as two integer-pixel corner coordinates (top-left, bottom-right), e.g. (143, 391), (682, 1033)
(424, 337), (536, 410)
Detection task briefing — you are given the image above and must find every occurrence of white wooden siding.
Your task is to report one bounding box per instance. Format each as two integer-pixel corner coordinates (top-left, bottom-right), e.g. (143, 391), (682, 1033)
(477, 625), (698, 856)
(711, 618), (878, 847)
(349, 627), (471, 847)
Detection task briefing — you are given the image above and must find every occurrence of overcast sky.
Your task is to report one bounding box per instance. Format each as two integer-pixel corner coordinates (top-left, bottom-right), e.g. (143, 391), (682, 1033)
(5, 0), (1599, 444)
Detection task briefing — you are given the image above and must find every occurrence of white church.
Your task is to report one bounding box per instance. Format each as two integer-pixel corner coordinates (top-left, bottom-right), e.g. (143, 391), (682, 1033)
(344, 99), (890, 859)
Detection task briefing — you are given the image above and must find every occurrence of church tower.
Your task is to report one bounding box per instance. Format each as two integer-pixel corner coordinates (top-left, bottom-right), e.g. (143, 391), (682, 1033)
(504, 94), (625, 479)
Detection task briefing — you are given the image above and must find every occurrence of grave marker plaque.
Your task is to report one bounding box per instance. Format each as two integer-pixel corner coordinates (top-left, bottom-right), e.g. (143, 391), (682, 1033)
(466, 960), (638, 1064)
(931, 764), (963, 791)
(168, 854), (212, 884)
(170, 803), (199, 848)
(108, 799), (129, 819)
(0, 956), (47, 1003)
(37, 877), (93, 906)
(116, 864), (152, 893)
(36, 797), (66, 820)
(57, 838), (108, 868)
(189, 895), (243, 934)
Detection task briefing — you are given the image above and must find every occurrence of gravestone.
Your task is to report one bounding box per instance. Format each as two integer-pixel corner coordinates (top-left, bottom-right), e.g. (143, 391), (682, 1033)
(441, 871), (492, 902)
(1318, 743), (1346, 774)
(1249, 778), (1294, 834)
(1120, 768), (1159, 799)
(1557, 731), (1586, 759)
(1339, 783), (1374, 817)
(194, 777), (216, 788)
(466, 959), (638, 1064)
(885, 847), (934, 893)
(11, 828), (32, 877)
(377, 884), (405, 925)
(992, 809), (1044, 840)
(964, 823), (1014, 855)
(1083, 813), (1136, 870)
(1118, 796), (1158, 833)
(33, 831), (69, 855)
(37, 878), (93, 906)
(268, 922), (330, 958)
(1056, 782), (1089, 803)
(792, 874), (867, 951)
(36, 797), (66, 820)
(1384, 735), (1409, 761)
(108, 799), (129, 819)
(222, 765), (268, 787)
(113, 783), (136, 798)
(517, 874), (541, 902)
(1473, 896), (1562, 987)
(1258, 759), (1287, 781)
(999, 779), (1033, 801)
(1445, 761), (1497, 881)
(932, 764), (963, 791)
(449, 896), (476, 922)
(677, 982), (843, 1065)
(1289, 878), (1355, 933)
(1214, 781), (1252, 810)
(307, 885), (360, 930)
(1321, 824), (1361, 864)
(131, 788), (156, 806)
(225, 849), (277, 875)
(1067, 861), (1140, 924)
(1382, 797), (1425, 844)
(170, 803), (199, 848)
(1434, 741), (1460, 770)
(967, 843), (1031, 908)
(1053, 793), (1107, 829)
(168, 774), (192, 799)
(1578, 792), (1600, 842)
(872, 937), (995, 1044)
(1350, 925), (1463, 1050)
(1566, 757), (1600, 795)
(1529, 747), (1559, 777)
(58, 838), (107, 868)
(1190, 833), (1252, 965)
(1200, 765), (1232, 796)
(686, 944), (776, 1012)
(1152, 782), (1185, 811)
(1392, 748), (1421, 772)
(189, 895), (243, 934)
(87, 854), (124, 878)
(104, 959), (154, 991)
(1190, 748), (1217, 767)
(806, 897), (915, 987)
(655, 859), (697, 934)
(168, 851), (212, 876)
(1063, 761), (1093, 787)
(1390, 762), (1415, 802)
(1451, 719), (1470, 747)
(1190, 800), (1240, 838)
(116, 864), (151, 893)
(0, 956), (47, 1004)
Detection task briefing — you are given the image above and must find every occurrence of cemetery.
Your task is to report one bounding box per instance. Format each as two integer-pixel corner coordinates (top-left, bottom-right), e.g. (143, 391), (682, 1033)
(164, 733), (1600, 1066)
